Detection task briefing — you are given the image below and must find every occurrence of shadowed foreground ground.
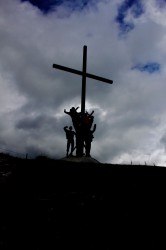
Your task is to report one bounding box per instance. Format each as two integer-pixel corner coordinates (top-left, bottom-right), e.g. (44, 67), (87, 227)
(0, 153), (166, 249)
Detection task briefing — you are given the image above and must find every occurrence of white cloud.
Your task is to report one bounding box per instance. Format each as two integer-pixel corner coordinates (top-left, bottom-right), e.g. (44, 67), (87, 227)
(0, 0), (166, 165)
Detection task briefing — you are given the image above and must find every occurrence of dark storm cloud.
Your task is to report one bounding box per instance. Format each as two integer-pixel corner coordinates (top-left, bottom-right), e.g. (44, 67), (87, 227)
(16, 114), (57, 131)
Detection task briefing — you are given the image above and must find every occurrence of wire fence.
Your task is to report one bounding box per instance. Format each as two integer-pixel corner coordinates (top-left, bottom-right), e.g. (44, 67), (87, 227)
(0, 147), (58, 160)
(110, 161), (158, 167)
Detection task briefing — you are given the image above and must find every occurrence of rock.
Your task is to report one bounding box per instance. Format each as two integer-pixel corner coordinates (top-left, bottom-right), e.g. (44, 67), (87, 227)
(60, 156), (100, 164)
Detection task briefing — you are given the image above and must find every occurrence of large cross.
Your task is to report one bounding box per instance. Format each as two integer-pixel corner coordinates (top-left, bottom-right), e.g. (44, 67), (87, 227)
(52, 45), (113, 115)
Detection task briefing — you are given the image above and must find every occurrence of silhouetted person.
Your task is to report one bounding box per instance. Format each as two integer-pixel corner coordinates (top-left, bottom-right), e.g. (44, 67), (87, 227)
(64, 126), (76, 157)
(83, 110), (94, 129)
(84, 124), (96, 157)
(64, 107), (81, 132)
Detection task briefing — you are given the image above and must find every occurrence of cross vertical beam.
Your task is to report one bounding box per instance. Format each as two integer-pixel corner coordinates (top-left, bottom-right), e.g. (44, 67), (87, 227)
(81, 45), (87, 115)
(79, 46), (87, 156)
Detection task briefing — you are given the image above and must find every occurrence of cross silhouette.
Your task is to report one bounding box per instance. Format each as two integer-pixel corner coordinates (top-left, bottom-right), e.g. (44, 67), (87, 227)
(52, 45), (113, 115)
(52, 45), (113, 157)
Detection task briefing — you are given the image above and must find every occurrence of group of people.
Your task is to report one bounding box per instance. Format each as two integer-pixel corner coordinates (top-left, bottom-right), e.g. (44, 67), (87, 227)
(63, 107), (96, 157)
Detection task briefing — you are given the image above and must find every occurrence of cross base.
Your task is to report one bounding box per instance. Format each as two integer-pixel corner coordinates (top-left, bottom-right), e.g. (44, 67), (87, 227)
(61, 156), (100, 164)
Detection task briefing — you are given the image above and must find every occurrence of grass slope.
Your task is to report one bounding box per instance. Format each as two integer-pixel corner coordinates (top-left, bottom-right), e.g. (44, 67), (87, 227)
(0, 153), (166, 249)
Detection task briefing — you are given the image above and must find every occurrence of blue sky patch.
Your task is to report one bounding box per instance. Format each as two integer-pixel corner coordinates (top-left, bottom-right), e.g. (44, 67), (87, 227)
(21, 0), (91, 14)
(21, 0), (59, 13)
(132, 63), (161, 73)
(116, 0), (144, 33)
(156, 0), (166, 9)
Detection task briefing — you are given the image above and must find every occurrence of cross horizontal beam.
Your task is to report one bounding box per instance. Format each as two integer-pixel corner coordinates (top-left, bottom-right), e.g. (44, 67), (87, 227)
(52, 63), (113, 84)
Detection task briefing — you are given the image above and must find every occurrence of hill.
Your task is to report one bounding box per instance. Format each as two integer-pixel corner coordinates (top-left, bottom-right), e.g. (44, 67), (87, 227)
(0, 153), (166, 249)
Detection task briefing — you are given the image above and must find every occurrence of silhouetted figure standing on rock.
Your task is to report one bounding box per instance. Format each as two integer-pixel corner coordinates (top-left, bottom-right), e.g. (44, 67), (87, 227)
(64, 126), (76, 157)
(84, 124), (96, 157)
(64, 107), (82, 156)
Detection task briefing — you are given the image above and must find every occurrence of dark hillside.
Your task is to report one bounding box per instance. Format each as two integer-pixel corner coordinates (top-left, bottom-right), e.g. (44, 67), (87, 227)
(0, 153), (166, 249)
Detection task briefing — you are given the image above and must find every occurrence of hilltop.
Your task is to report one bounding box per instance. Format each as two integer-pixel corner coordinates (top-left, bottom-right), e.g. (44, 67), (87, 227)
(0, 153), (166, 249)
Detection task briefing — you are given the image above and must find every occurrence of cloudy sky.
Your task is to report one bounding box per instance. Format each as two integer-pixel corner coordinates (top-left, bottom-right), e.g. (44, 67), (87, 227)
(0, 0), (166, 165)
